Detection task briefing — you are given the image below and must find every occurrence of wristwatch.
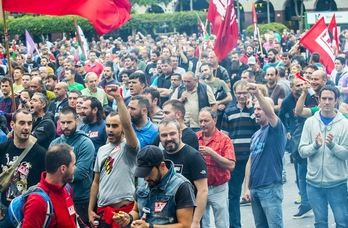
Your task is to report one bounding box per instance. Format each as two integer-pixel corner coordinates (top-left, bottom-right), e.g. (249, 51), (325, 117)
(149, 224), (154, 228)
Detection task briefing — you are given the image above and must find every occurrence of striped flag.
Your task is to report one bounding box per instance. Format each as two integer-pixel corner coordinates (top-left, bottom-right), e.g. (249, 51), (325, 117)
(76, 25), (89, 61)
(328, 13), (340, 54)
(252, 3), (258, 40)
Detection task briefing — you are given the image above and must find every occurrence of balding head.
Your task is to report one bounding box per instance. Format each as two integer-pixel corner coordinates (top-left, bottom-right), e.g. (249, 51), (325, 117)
(54, 82), (68, 100)
(30, 76), (44, 93)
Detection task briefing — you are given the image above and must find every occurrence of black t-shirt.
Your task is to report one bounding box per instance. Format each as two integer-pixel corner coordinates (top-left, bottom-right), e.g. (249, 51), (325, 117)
(163, 145), (207, 184)
(151, 128), (199, 151)
(0, 140), (46, 207)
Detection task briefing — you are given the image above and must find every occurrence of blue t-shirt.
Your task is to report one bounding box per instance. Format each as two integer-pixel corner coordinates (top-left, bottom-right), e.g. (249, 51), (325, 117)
(80, 120), (107, 156)
(249, 118), (286, 189)
(133, 118), (158, 149)
(319, 112), (335, 125)
(0, 129), (7, 143)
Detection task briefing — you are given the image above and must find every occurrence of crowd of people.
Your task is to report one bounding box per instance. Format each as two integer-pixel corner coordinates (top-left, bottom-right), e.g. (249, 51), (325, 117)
(0, 27), (348, 228)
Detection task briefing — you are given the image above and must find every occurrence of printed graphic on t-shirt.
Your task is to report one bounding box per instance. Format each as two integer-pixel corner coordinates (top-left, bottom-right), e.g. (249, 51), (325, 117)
(104, 156), (115, 174)
(1, 154), (31, 200)
(174, 164), (184, 174)
(250, 135), (265, 156)
(89, 131), (99, 138)
(154, 202), (167, 213)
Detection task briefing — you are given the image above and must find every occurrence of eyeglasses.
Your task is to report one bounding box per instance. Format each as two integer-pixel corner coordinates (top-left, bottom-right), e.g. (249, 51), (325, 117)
(235, 92), (249, 96)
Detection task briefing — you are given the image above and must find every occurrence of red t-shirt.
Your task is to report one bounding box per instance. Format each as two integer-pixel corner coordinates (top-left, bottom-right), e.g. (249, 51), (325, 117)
(197, 129), (236, 186)
(84, 61), (104, 77)
(22, 172), (77, 228)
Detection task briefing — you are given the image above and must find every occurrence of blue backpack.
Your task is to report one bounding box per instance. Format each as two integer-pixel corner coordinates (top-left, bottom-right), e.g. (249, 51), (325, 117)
(8, 185), (71, 228)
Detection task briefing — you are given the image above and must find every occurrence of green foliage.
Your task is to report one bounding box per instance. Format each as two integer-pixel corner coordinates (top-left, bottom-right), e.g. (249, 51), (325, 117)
(130, 0), (172, 6)
(245, 23), (289, 37)
(0, 11), (207, 37)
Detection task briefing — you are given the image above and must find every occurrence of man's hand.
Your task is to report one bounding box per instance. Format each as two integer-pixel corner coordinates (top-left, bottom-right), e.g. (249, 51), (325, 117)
(244, 189), (251, 202)
(191, 221), (201, 228)
(199, 146), (214, 156)
(130, 220), (150, 228)
(106, 85), (121, 99)
(113, 211), (131, 228)
(88, 210), (100, 228)
(246, 95), (253, 108)
(217, 104), (225, 111)
(180, 91), (188, 102)
(286, 132), (291, 140)
(315, 132), (323, 148)
(302, 81), (311, 94)
(325, 133), (334, 146)
(246, 83), (259, 95)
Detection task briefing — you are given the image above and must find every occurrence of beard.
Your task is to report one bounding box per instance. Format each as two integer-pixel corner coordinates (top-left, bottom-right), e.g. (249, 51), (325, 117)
(147, 169), (162, 188)
(131, 112), (142, 124)
(82, 113), (94, 124)
(63, 170), (74, 183)
(231, 61), (240, 70)
(269, 56), (276, 63)
(163, 139), (179, 152)
(63, 125), (77, 138)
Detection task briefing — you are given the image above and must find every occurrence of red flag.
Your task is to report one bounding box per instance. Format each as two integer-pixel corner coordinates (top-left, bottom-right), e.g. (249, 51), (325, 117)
(328, 13), (340, 54)
(252, 3), (258, 40)
(3, 0), (131, 35)
(300, 17), (335, 74)
(208, 0), (239, 61)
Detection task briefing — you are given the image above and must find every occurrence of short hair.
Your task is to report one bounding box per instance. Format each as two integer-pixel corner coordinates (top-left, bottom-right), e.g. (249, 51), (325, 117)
(85, 72), (98, 82)
(122, 54), (137, 62)
(40, 56), (49, 62)
(46, 74), (58, 81)
(335, 57), (346, 65)
(118, 69), (135, 82)
(141, 87), (160, 103)
(161, 57), (172, 65)
(162, 99), (186, 117)
(152, 50), (160, 57)
(131, 95), (150, 111)
(231, 51), (240, 56)
(171, 73), (182, 80)
(12, 109), (31, 123)
(106, 111), (119, 119)
(267, 66), (278, 75)
(199, 107), (217, 119)
(45, 144), (73, 174)
(319, 85), (340, 100)
(129, 72), (146, 85)
(68, 89), (82, 97)
(84, 96), (105, 124)
(0, 76), (11, 84)
(200, 63), (212, 72)
(33, 92), (48, 112)
(233, 80), (248, 92)
(268, 48), (278, 55)
(282, 52), (292, 59)
(306, 65), (319, 71)
(13, 66), (24, 74)
(65, 68), (76, 75)
(311, 53), (320, 63)
(104, 64), (114, 72)
(277, 67), (286, 78)
(59, 106), (78, 119)
(241, 69), (255, 78)
(159, 117), (180, 132)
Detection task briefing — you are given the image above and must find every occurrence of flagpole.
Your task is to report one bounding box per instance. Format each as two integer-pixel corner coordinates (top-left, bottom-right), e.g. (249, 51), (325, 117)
(257, 27), (263, 56)
(73, 17), (87, 60)
(2, 8), (17, 112)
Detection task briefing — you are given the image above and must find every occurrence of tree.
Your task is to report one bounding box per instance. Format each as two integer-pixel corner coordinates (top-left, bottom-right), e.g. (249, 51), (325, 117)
(293, 0), (313, 32)
(130, 0), (172, 7)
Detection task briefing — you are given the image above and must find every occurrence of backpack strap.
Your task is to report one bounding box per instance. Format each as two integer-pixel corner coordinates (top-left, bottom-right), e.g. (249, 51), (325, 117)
(29, 187), (53, 228)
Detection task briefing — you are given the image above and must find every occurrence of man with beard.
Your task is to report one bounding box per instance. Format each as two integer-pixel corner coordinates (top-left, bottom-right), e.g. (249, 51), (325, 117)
(113, 145), (195, 228)
(265, 67), (286, 114)
(88, 85), (139, 228)
(282, 52), (293, 75)
(197, 107), (235, 228)
(98, 65), (119, 107)
(141, 87), (164, 126)
(21, 143), (78, 227)
(0, 77), (20, 130)
(80, 96), (107, 156)
(243, 83), (287, 228)
(47, 82), (69, 124)
(263, 48), (284, 71)
(228, 51), (249, 88)
(82, 72), (108, 106)
(0, 109), (46, 226)
(65, 69), (84, 91)
(30, 92), (56, 149)
(240, 45), (259, 66)
(30, 76), (56, 103)
(158, 118), (208, 228)
(128, 95), (157, 149)
(44, 74), (58, 92)
(50, 107), (95, 226)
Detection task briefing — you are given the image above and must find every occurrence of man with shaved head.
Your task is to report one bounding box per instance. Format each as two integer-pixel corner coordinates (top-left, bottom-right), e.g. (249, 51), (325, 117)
(48, 82), (69, 123)
(243, 83), (287, 228)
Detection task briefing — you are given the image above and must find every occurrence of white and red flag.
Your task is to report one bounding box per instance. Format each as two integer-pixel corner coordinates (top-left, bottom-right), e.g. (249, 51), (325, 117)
(252, 3), (258, 40)
(300, 17), (335, 74)
(208, 0), (239, 61)
(328, 13), (340, 54)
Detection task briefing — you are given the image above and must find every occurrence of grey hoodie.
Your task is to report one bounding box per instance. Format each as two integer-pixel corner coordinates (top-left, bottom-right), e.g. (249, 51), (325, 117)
(299, 111), (348, 188)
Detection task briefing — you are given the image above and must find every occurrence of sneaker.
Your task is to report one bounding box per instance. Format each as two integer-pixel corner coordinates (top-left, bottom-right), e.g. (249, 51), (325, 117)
(240, 197), (251, 206)
(294, 196), (301, 204)
(282, 175), (287, 184)
(292, 206), (312, 219)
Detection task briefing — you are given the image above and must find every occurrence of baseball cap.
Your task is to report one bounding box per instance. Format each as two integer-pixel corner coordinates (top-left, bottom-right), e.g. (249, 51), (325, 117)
(134, 146), (165, 178)
(75, 61), (85, 67)
(248, 56), (256, 65)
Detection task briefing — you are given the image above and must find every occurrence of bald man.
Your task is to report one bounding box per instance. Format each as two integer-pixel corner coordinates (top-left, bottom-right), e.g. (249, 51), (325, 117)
(30, 76), (56, 103)
(48, 82), (69, 123)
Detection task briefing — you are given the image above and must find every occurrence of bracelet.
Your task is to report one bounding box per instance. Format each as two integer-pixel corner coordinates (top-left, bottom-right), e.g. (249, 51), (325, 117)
(128, 213), (133, 225)
(149, 224), (154, 228)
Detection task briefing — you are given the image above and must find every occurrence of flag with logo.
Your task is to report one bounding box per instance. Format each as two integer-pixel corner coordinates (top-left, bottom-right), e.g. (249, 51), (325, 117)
(208, 0), (239, 60)
(300, 17), (335, 74)
(252, 3), (258, 40)
(25, 30), (35, 54)
(327, 13), (340, 54)
(75, 25), (89, 61)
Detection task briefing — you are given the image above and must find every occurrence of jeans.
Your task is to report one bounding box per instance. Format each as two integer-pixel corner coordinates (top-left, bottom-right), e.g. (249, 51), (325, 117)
(250, 183), (283, 228)
(0, 210), (13, 227)
(75, 203), (90, 227)
(228, 160), (247, 228)
(202, 182), (229, 228)
(297, 163), (310, 207)
(307, 183), (346, 228)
